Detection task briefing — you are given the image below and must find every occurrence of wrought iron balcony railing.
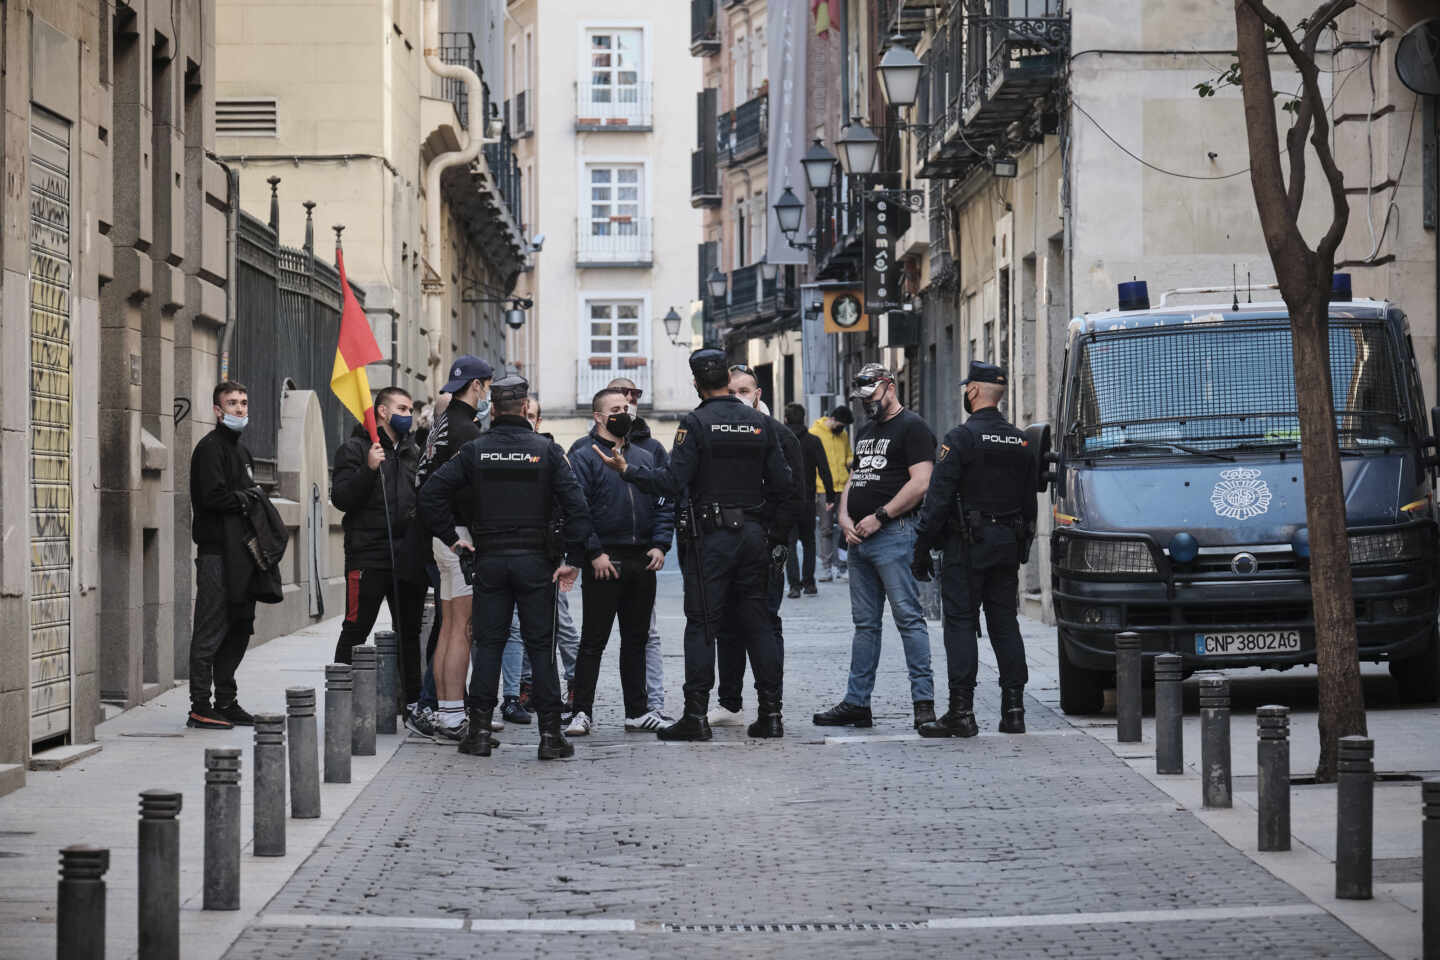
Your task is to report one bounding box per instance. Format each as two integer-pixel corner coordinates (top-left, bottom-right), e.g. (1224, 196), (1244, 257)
(576, 82), (654, 130)
(437, 32), (477, 129)
(576, 216), (654, 267)
(691, 0), (721, 56)
(718, 92), (768, 165)
(691, 149), (720, 206)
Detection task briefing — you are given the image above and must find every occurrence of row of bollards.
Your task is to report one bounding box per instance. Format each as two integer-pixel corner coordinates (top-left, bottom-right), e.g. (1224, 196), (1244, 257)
(56, 640), (401, 959)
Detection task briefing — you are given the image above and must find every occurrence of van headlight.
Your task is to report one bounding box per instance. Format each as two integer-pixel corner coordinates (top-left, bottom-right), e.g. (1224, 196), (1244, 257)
(1348, 527), (1426, 565)
(1055, 536), (1159, 575)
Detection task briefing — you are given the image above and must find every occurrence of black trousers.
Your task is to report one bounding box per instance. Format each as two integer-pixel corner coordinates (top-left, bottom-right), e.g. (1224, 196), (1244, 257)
(681, 520), (779, 715)
(785, 501), (818, 589)
(190, 553), (255, 709)
(572, 546), (656, 718)
(940, 534), (1029, 693)
(467, 552), (563, 716)
(334, 566), (428, 705)
(717, 553), (786, 712)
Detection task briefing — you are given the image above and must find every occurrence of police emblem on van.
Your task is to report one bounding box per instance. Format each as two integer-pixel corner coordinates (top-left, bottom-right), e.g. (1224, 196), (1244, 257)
(1210, 466), (1272, 520)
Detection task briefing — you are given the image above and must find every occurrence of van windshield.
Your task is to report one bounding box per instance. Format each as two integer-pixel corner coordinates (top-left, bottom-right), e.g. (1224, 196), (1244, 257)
(1072, 320), (1406, 455)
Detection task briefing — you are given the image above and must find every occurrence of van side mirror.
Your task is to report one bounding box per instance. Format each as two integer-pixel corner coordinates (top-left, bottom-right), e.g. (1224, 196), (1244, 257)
(1024, 422), (1054, 493)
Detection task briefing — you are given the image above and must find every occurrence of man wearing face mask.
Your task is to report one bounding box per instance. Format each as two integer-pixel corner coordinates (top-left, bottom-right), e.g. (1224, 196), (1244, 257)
(593, 349), (793, 741)
(565, 389), (675, 734)
(911, 361), (1037, 737)
(708, 365), (805, 730)
(813, 364), (937, 731)
(810, 406), (854, 582)
(187, 381), (260, 729)
(330, 388), (427, 706)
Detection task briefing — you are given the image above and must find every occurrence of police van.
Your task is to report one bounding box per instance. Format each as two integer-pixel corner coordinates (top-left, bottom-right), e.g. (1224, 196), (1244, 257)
(1034, 276), (1440, 714)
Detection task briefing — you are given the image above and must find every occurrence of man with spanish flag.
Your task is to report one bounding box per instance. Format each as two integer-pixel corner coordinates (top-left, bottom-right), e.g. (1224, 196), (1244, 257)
(328, 245), (427, 717)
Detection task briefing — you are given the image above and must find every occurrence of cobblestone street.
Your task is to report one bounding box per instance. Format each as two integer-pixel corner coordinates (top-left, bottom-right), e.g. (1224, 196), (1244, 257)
(219, 572), (1395, 959)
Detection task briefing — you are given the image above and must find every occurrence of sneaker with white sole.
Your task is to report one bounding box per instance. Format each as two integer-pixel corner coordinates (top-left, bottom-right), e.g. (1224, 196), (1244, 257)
(404, 705), (440, 740)
(624, 710), (672, 732)
(706, 705), (745, 727)
(433, 719), (468, 743)
(564, 711), (592, 736)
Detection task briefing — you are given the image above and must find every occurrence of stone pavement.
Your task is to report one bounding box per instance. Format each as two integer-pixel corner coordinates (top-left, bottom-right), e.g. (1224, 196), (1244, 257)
(203, 568), (1420, 959)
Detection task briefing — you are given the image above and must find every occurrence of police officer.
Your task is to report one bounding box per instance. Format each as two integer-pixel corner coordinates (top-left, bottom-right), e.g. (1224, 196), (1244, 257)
(419, 375), (595, 759)
(594, 348), (793, 741)
(912, 361), (1038, 737)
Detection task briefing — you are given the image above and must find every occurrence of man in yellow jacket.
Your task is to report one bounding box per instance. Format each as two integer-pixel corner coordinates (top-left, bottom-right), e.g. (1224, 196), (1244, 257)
(809, 406), (854, 581)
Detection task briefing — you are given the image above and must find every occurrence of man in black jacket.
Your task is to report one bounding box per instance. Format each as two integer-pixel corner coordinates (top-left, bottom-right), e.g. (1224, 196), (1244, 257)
(331, 386), (426, 708)
(566, 388), (675, 736)
(784, 402), (834, 598)
(187, 381), (259, 729)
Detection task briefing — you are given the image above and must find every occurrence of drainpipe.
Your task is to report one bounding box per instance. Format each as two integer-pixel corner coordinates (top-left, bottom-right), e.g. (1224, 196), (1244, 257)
(421, 0), (487, 393)
(207, 155), (239, 382)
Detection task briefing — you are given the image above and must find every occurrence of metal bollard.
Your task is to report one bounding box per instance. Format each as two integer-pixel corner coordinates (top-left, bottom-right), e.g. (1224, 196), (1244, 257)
(57, 845), (108, 960)
(1199, 673), (1232, 809)
(351, 645), (377, 757)
(138, 791), (182, 960)
(1115, 632), (1142, 743)
(203, 747), (241, 910)
(1256, 705), (1291, 852)
(253, 714), (286, 857)
(286, 687), (321, 818)
(1336, 735), (1375, 900)
(324, 664), (352, 784)
(1154, 654), (1183, 775)
(1423, 779), (1439, 960)
(374, 630), (399, 735)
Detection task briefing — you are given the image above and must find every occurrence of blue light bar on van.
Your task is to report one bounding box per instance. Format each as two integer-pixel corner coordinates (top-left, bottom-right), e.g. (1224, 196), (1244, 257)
(1118, 280), (1150, 312)
(1330, 273), (1352, 302)
(1168, 532), (1199, 564)
(1291, 526), (1310, 559)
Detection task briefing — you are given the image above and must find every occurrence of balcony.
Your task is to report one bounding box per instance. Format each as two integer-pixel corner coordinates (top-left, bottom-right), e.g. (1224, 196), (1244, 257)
(690, 0), (720, 56)
(691, 149), (720, 207)
(575, 82), (654, 131)
(576, 217), (653, 268)
(510, 90), (532, 137)
(919, 4), (1069, 181)
(436, 32), (476, 129)
(718, 92), (767, 165)
(578, 358), (652, 410)
(710, 262), (798, 329)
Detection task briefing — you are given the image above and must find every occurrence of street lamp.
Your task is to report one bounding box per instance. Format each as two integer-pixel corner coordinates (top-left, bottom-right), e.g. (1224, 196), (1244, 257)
(801, 138), (838, 192)
(662, 306), (686, 345)
(773, 187), (807, 242)
(836, 116), (880, 175)
(505, 307), (525, 329)
(877, 37), (924, 109)
(759, 258), (779, 282)
(706, 267), (729, 300)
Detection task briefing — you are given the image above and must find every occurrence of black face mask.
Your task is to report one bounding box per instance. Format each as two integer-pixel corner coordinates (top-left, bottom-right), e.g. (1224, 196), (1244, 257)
(606, 412), (634, 439)
(963, 388), (974, 415)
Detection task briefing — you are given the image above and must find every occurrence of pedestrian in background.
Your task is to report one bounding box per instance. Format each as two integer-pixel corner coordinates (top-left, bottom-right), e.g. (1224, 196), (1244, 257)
(329, 386), (427, 711)
(784, 402), (834, 598)
(525, 396), (581, 708)
(567, 388), (675, 735)
(810, 405), (853, 582)
(814, 365), (936, 732)
(187, 381), (259, 729)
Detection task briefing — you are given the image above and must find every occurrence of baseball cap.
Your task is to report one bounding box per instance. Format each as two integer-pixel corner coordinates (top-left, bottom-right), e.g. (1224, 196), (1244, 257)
(442, 355), (494, 394)
(848, 363), (894, 401)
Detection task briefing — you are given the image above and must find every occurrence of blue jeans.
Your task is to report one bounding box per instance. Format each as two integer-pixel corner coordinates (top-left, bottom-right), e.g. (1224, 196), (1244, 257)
(843, 518), (934, 706)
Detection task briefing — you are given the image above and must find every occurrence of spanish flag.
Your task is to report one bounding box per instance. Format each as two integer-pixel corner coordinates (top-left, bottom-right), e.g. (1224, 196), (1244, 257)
(330, 246), (383, 443)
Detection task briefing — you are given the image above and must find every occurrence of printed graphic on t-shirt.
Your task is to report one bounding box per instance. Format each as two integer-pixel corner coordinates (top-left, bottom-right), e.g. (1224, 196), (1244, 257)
(850, 437), (891, 484)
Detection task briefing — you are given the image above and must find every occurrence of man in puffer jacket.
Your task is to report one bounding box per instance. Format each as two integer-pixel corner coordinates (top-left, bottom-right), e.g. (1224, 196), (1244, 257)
(565, 387), (676, 735)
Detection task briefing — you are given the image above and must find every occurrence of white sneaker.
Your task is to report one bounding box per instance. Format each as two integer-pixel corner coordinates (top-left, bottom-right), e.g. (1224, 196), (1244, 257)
(706, 705), (745, 726)
(490, 715), (505, 732)
(624, 710), (671, 732)
(564, 711), (592, 736)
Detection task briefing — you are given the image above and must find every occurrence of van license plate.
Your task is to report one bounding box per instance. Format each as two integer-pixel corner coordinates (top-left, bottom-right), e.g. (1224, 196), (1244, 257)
(1194, 630), (1301, 655)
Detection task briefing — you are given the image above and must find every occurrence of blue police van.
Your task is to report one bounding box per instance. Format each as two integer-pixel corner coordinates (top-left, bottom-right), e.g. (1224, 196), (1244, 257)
(1035, 276), (1440, 714)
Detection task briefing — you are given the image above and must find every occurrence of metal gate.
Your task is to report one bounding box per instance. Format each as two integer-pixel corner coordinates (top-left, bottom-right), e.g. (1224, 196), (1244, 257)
(28, 108), (74, 745)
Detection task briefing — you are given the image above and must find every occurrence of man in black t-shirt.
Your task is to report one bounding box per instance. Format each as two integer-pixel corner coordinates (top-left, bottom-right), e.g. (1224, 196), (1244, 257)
(813, 364), (937, 731)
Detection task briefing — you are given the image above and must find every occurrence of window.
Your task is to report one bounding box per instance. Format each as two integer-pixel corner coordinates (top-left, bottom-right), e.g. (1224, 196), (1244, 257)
(216, 97), (276, 137)
(731, 31), (748, 103)
(587, 28), (642, 107)
(587, 164), (642, 237)
(751, 24), (766, 92)
(734, 197), (746, 268)
(588, 300), (644, 360)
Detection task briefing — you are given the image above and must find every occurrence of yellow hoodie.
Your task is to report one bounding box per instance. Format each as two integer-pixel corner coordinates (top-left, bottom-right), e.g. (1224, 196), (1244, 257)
(809, 416), (852, 495)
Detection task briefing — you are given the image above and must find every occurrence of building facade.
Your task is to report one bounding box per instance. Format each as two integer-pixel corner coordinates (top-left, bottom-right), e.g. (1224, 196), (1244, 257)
(0, 0), (230, 794)
(506, 0), (701, 446)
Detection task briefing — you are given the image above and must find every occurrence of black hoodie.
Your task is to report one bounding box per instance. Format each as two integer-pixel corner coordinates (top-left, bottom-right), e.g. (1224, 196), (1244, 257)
(331, 424), (421, 570)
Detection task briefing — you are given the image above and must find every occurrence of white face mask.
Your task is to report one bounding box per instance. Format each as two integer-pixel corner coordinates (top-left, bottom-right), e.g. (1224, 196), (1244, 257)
(221, 413), (249, 433)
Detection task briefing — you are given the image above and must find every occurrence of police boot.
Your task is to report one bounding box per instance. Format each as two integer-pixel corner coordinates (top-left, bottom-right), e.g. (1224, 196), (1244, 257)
(918, 691), (979, 739)
(998, 685), (1026, 734)
(458, 709), (497, 757)
(747, 696), (784, 739)
(537, 713), (575, 760)
(658, 712), (713, 742)
(913, 699), (937, 730)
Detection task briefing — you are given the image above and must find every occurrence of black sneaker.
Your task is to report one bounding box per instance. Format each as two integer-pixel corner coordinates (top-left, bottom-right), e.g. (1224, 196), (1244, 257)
(802, 583), (818, 596)
(502, 696), (533, 725)
(187, 705), (233, 730)
(812, 701), (873, 727)
(215, 702), (254, 726)
(657, 713), (712, 742)
(787, 586), (802, 599)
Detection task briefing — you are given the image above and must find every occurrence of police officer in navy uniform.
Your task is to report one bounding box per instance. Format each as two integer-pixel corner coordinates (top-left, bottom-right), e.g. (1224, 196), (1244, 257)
(594, 348), (794, 741)
(419, 375), (595, 760)
(911, 361), (1037, 737)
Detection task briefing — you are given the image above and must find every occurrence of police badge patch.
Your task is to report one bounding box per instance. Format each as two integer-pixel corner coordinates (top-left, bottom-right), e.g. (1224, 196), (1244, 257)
(1210, 466), (1272, 520)
(675, 428), (687, 446)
